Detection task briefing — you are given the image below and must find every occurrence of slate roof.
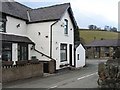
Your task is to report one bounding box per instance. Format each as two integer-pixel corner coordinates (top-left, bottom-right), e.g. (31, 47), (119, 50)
(85, 39), (120, 47)
(1, 1), (31, 20)
(0, 1), (77, 28)
(28, 3), (70, 23)
(0, 33), (34, 44)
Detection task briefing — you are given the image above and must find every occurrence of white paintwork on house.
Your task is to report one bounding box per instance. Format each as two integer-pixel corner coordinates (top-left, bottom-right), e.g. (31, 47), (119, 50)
(6, 16), (27, 36)
(75, 44), (85, 68)
(27, 22), (53, 61)
(27, 10), (75, 69)
(12, 43), (18, 65)
(52, 11), (74, 69)
(3, 6), (85, 70)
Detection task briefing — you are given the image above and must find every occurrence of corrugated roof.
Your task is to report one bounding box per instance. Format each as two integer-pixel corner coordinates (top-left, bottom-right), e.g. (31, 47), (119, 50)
(0, 33), (34, 44)
(85, 39), (120, 47)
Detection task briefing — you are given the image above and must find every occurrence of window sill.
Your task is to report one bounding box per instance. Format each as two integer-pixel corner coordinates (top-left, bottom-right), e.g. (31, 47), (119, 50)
(0, 31), (6, 33)
(64, 34), (69, 36)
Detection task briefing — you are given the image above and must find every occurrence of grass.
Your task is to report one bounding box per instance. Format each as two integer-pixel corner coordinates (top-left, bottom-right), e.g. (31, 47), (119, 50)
(79, 29), (119, 44)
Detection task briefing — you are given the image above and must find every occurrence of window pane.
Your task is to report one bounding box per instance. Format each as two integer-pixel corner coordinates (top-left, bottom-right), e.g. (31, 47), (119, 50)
(64, 19), (68, 34)
(2, 42), (12, 61)
(60, 44), (67, 62)
(18, 44), (28, 60)
(0, 22), (4, 32)
(60, 50), (66, 61)
(77, 54), (80, 60)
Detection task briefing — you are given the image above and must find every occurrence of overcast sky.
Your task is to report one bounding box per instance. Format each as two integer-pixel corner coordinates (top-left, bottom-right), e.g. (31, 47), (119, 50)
(15, 0), (119, 29)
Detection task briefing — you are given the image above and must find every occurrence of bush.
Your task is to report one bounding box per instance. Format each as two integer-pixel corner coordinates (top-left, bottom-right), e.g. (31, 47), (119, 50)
(113, 47), (120, 59)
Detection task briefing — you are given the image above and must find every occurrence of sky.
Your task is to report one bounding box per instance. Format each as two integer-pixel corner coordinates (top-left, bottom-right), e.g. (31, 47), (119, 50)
(15, 0), (119, 30)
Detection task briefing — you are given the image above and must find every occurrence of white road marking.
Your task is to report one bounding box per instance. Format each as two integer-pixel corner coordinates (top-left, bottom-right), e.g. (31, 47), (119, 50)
(77, 72), (97, 80)
(49, 72), (97, 89)
(50, 85), (58, 88)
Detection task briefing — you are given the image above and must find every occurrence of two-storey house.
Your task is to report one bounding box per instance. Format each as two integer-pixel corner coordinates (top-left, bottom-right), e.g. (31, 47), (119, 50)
(0, 1), (85, 70)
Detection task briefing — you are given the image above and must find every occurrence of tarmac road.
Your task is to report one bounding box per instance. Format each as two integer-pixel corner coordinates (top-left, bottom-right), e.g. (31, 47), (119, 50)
(3, 59), (107, 89)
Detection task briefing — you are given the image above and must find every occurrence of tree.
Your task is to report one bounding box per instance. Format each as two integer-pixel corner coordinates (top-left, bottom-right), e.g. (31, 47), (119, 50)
(74, 26), (80, 42)
(88, 25), (97, 30)
(104, 26), (117, 32)
(104, 25), (111, 31)
(110, 27), (117, 32)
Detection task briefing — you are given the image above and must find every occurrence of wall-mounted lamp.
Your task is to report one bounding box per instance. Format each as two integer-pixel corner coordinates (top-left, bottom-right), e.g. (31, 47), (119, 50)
(16, 24), (20, 28)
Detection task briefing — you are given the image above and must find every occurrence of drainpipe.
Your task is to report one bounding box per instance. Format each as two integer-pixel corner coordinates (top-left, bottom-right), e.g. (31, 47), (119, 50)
(27, 10), (31, 22)
(50, 20), (59, 58)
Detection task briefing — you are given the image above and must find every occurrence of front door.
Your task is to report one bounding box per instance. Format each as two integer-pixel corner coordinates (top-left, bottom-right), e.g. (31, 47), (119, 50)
(69, 44), (72, 66)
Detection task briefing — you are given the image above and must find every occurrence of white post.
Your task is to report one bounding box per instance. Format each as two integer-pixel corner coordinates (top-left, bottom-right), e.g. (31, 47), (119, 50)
(12, 43), (18, 65)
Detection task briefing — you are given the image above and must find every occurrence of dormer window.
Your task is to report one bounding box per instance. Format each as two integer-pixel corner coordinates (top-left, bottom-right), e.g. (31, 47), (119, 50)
(64, 19), (68, 35)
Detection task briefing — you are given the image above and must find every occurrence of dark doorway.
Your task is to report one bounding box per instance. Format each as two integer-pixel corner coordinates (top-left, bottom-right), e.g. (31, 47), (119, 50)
(69, 44), (72, 66)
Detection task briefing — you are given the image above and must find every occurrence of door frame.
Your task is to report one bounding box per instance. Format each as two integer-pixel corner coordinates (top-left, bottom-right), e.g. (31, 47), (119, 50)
(69, 44), (72, 66)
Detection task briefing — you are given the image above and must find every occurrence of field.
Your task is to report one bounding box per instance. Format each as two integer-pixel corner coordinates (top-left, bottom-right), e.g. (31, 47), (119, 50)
(79, 29), (119, 44)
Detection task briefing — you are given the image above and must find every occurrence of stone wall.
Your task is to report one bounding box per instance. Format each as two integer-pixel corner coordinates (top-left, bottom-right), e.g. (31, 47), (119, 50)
(1, 63), (43, 83)
(86, 47), (115, 59)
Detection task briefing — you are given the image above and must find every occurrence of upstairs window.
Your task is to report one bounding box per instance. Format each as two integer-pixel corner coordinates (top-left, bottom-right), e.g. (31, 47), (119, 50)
(64, 19), (68, 35)
(0, 13), (6, 32)
(0, 21), (6, 32)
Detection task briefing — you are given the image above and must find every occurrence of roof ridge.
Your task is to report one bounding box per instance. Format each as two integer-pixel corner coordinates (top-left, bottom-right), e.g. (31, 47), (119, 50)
(32, 3), (70, 10)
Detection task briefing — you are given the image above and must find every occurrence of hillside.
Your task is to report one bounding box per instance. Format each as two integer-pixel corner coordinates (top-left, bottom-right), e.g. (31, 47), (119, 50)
(79, 29), (119, 44)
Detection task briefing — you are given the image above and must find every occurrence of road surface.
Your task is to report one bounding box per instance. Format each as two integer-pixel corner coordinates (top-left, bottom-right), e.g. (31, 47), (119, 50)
(3, 59), (107, 89)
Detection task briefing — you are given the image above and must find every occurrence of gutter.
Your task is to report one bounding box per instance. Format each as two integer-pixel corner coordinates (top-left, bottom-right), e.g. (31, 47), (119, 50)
(50, 20), (59, 58)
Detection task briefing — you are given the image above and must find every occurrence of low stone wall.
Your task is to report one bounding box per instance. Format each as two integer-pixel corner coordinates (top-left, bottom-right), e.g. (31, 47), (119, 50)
(48, 60), (56, 74)
(2, 63), (43, 83)
(40, 60), (56, 74)
(98, 59), (120, 88)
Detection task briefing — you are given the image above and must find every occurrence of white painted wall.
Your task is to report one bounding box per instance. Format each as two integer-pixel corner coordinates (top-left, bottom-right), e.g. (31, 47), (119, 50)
(52, 11), (74, 69)
(27, 22), (53, 61)
(5, 11), (75, 70)
(76, 44), (85, 68)
(12, 43), (18, 65)
(27, 10), (75, 70)
(6, 16), (27, 36)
